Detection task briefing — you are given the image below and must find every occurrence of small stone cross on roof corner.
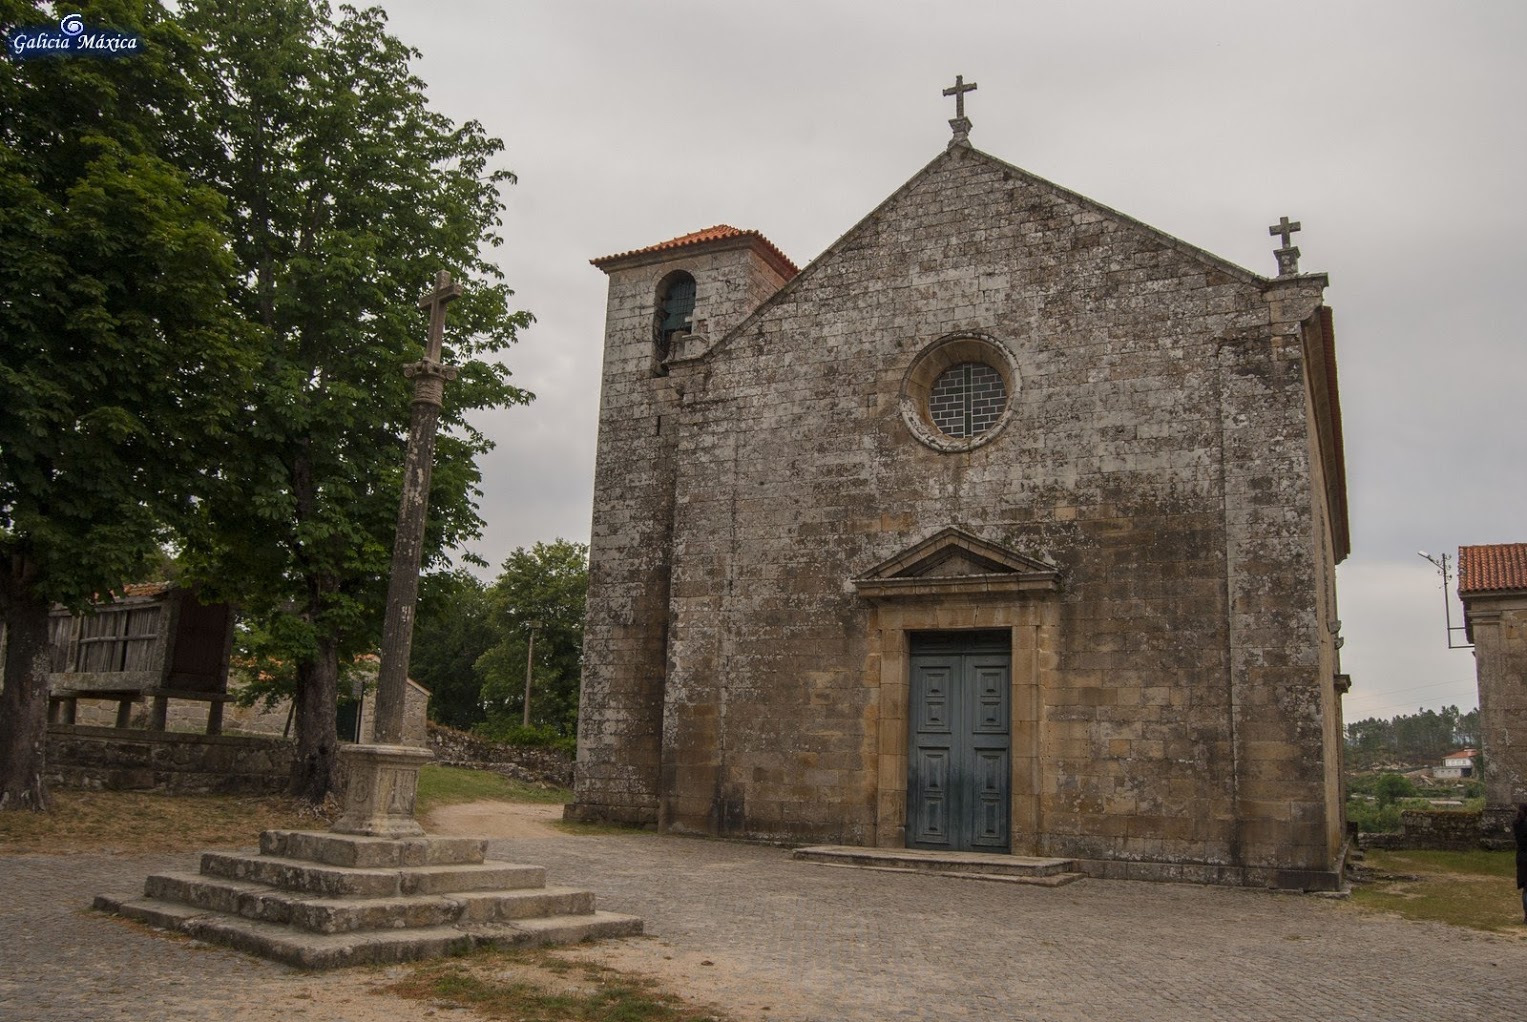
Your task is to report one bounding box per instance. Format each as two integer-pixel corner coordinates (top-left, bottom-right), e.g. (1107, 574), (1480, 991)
(942, 75), (978, 148)
(418, 270), (463, 362)
(1268, 216), (1302, 277)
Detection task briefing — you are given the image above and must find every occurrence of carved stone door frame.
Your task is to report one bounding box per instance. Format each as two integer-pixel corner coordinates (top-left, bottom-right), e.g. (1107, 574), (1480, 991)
(853, 528), (1060, 853)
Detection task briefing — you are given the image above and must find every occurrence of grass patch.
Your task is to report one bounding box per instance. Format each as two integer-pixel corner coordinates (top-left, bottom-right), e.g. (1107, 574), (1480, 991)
(0, 790), (324, 855)
(0, 766), (567, 855)
(1350, 849), (1524, 934)
(415, 764), (570, 812)
(385, 947), (729, 1022)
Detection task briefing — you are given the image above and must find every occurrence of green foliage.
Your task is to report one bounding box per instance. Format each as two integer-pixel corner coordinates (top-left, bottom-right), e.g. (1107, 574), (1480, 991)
(1374, 772), (1418, 807)
(410, 570), (496, 730)
(169, 0), (533, 797)
(472, 721), (577, 755)
(0, 0), (254, 808)
(475, 541), (589, 738)
(0, 0), (252, 609)
(1346, 799), (1402, 833)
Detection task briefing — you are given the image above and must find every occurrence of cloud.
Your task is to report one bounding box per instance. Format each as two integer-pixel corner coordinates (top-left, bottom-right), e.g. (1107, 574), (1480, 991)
(377, 0), (1521, 719)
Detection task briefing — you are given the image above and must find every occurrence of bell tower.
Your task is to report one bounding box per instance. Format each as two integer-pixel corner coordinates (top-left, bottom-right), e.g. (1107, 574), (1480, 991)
(568, 225), (796, 825)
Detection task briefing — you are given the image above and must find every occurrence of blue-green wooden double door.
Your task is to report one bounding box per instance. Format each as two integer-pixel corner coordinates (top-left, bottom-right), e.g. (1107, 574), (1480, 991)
(907, 630), (1011, 852)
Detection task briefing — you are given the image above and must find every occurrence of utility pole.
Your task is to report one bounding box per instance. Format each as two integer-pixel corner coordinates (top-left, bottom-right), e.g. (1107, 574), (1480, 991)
(1418, 550), (1473, 650)
(522, 620), (541, 727)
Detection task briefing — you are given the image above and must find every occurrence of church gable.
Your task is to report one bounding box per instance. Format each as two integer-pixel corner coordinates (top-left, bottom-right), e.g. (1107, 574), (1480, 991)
(702, 143), (1268, 365)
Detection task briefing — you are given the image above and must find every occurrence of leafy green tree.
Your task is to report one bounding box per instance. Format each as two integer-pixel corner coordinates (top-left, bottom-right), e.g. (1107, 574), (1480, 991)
(410, 570), (496, 731)
(1374, 772), (1417, 808)
(477, 541), (588, 741)
(0, 0), (252, 810)
(177, 0), (531, 800)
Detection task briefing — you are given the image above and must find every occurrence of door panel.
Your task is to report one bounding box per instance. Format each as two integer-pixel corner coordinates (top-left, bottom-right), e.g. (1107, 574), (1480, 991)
(970, 747), (1010, 849)
(908, 634), (1011, 852)
(912, 747), (951, 844)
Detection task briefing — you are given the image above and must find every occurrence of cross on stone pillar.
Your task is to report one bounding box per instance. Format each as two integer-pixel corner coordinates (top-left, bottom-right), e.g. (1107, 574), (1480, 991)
(1268, 216), (1302, 276)
(418, 269), (462, 362)
(337, 270), (463, 838)
(942, 74), (978, 149)
(372, 270), (461, 747)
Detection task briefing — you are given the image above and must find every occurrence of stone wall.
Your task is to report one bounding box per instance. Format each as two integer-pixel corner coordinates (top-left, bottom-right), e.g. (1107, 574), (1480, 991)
(426, 724), (574, 788)
(47, 724), (294, 795)
(1463, 593), (1527, 809)
(1362, 809), (1485, 851)
(577, 236), (795, 826)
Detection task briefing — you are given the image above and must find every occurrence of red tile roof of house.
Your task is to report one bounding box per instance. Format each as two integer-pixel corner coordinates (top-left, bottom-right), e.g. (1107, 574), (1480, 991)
(591, 224), (798, 278)
(1458, 543), (1527, 595)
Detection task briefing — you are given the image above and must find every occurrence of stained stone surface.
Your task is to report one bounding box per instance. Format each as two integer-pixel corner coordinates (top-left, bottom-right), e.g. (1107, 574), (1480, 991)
(330, 743), (432, 838)
(574, 137), (1350, 889)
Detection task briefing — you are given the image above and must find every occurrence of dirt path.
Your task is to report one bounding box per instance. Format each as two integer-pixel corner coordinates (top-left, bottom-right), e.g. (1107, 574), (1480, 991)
(424, 798), (564, 839)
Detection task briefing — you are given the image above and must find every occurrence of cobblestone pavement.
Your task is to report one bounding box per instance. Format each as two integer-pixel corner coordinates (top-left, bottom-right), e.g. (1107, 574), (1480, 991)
(5, 829), (1524, 1021)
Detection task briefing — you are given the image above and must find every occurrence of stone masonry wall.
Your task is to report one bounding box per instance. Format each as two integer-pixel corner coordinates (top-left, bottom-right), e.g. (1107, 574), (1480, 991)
(1466, 596), (1527, 808)
(1361, 809), (1484, 851)
(574, 241), (793, 826)
(47, 724), (294, 794)
(578, 143), (1345, 886)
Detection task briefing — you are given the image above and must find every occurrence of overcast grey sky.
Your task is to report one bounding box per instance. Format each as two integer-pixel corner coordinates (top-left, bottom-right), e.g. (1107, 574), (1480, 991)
(375, 0), (1526, 723)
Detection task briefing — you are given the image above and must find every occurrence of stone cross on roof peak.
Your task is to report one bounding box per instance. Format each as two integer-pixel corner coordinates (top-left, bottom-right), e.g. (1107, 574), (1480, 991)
(942, 74), (978, 149)
(1268, 216), (1302, 277)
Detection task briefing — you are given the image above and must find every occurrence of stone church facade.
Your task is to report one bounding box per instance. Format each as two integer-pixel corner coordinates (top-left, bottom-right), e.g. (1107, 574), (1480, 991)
(570, 107), (1351, 890)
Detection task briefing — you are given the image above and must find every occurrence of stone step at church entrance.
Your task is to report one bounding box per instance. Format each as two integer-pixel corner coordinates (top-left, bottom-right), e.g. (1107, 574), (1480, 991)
(793, 845), (1085, 887)
(94, 829), (641, 969)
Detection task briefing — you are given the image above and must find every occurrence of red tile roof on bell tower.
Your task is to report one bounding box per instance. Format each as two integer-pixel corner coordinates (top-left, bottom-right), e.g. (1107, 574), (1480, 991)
(591, 225), (798, 279)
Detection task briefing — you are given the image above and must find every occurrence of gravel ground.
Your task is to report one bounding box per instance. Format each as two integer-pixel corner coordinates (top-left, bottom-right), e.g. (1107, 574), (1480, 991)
(5, 804), (1524, 1021)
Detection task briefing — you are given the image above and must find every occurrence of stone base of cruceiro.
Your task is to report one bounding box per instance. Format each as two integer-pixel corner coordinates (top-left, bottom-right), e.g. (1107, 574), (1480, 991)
(330, 742), (434, 838)
(94, 829), (642, 969)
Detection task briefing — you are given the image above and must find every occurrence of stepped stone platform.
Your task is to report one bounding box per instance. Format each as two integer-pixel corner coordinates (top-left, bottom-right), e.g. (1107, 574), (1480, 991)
(95, 829), (642, 969)
(793, 845), (1085, 886)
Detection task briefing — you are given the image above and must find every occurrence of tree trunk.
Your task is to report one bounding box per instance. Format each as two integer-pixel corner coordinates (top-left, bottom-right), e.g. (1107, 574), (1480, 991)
(0, 576), (52, 812)
(290, 636), (340, 803)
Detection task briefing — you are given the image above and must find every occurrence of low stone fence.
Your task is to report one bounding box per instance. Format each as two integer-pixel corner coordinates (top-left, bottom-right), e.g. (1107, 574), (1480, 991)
(1361, 809), (1484, 851)
(47, 724), (294, 795)
(426, 724), (574, 788)
(44, 721), (572, 796)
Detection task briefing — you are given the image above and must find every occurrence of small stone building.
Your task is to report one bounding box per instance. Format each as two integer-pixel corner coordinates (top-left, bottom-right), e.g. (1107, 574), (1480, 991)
(571, 98), (1351, 889)
(1459, 543), (1527, 832)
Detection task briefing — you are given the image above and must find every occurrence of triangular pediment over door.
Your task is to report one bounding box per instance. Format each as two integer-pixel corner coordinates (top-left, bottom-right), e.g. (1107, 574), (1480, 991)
(853, 527), (1060, 600)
